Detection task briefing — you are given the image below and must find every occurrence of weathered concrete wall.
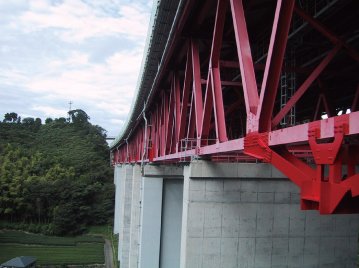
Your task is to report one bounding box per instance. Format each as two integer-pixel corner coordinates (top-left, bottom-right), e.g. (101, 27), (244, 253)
(117, 165), (133, 268)
(114, 161), (358, 268)
(160, 179), (184, 268)
(139, 176), (163, 268)
(114, 165), (127, 262)
(129, 165), (142, 268)
(113, 165), (121, 235)
(180, 161), (359, 268)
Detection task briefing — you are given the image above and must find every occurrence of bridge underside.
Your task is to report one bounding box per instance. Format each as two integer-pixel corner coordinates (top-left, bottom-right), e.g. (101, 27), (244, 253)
(111, 0), (359, 214)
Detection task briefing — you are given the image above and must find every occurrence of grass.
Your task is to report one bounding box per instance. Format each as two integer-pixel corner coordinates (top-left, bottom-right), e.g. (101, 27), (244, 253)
(0, 229), (104, 265)
(87, 225), (119, 268)
(0, 244), (104, 265)
(87, 225), (113, 239)
(0, 230), (103, 246)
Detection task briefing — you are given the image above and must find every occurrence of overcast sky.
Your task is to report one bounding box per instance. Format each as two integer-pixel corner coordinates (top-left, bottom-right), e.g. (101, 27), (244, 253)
(0, 0), (152, 137)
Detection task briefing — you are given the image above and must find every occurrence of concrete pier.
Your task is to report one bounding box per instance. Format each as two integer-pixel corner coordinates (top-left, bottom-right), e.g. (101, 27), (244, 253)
(129, 165), (142, 268)
(114, 161), (359, 268)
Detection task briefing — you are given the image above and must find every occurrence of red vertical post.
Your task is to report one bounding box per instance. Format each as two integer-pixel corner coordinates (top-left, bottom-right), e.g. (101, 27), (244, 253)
(201, 72), (214, 143)
(257, 0), (295, 132)
(155, 105), (160, 158)
(149, 110), (157, 161)
(160, 92), (168, 156)
(178, 48), (193, 146)
(211, 67), (228, 142)
(187, 91), (196, 140)
(200, 0), (228, 143)
(174, 73), (181, 152)
(166, 86), (175, 154)
(191, 40), (204, 138)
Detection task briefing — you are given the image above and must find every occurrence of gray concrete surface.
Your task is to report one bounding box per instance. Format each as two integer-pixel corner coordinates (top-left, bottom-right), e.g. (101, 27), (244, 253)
(160, 179), (184, 268)
(120, 165), (133, 268)
(139, 176), (163, 268)
(113, 165), (120, 235)
(180, 161), (359, 268)
(129, 165), (142, 268)
(114, 161), (359, 268)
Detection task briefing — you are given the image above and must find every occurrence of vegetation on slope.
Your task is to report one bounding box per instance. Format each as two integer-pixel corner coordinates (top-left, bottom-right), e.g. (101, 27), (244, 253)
(0, 110), (114, 235)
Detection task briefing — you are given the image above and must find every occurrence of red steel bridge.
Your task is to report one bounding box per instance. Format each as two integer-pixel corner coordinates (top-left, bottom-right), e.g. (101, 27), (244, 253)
(110, 0), (359, 215)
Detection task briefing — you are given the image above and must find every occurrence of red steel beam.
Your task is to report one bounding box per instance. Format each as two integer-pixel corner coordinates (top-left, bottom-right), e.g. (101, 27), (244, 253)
(173, 73), (181, 153)
(230, 0), (259, 132)
(191, 40), (204, 138)
(166, 86), (175, 154)
(111, 0), (359, 214)
(212, 67), (228, 142)
(201, 79), (243, 87)
(257, 0), (295, 132)
(150, 111), (359, 159)
(177, 48), (192, 144)
(187, 91), (196, 140)
(294, 5), (359, 63)
(201, 72), (213, 142)
(201, 0), (228, 142)
(272, 45), (341, 128)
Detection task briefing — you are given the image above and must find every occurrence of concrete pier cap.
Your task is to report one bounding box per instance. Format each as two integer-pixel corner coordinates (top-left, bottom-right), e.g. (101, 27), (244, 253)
(114, 161), (359, 268)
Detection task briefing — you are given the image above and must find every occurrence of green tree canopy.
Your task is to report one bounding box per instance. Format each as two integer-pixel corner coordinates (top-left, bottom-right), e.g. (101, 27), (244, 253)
(3, 112), (18, 123)
(0, 111), (114, 235)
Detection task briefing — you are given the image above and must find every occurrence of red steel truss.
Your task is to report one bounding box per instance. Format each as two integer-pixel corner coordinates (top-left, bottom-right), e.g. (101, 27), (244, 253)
(111, 0), (359, 214)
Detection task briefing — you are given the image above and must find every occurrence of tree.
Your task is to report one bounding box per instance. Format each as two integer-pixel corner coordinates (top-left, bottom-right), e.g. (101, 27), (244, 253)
(0, 110), (114, 235)
(3, 112), (18, 123)
(54, 117), (67, 124)
(68, 109), (90, 125)
(45, 118), (53, 124)
(22, 117), (35, 125)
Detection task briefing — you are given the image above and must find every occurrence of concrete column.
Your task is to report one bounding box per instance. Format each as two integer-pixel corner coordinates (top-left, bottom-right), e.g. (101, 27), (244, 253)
(113, 165), (121, 234)
(160, 179), (184, 268)
(116, 165), (126, 262)
(180, 160), (359, 268)
(129, 165), (142, 268)
(139, 176), (163, 268)
(119, 165), (134, 268)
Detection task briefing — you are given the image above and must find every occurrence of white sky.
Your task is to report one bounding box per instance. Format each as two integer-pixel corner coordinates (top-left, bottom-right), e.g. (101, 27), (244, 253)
(0, 0), (153, 137)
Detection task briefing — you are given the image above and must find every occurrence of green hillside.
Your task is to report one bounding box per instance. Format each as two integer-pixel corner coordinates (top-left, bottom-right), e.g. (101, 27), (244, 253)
(0, 110), (114, 235)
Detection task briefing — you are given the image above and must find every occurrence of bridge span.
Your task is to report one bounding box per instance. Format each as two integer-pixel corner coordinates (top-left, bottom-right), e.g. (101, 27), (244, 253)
(110, 0), (359, 267)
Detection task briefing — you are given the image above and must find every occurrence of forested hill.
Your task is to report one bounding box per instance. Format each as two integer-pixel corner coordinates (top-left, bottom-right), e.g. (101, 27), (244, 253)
(0, 110), (114, 235)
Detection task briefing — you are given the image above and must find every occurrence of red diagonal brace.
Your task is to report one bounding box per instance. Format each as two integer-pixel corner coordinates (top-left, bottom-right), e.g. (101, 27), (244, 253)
(294, 5), (359, 63)
(272, 45), (341, 128)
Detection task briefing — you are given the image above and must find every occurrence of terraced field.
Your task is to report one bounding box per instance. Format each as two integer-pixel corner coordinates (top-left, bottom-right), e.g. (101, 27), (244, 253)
(0, 230), (104, 265)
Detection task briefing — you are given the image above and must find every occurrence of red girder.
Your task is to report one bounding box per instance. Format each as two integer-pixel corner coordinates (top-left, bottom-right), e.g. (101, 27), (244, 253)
(112, 0), (359, 214)
(257, 0), (295, 132)
(271, 45), (341, 128)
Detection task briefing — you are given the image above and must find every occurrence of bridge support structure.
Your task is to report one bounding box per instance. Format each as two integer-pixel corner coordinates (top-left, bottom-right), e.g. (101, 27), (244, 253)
(114, 161), (358, 268)
(111, 0), (359, 214)
(111, 0), (359, 266)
